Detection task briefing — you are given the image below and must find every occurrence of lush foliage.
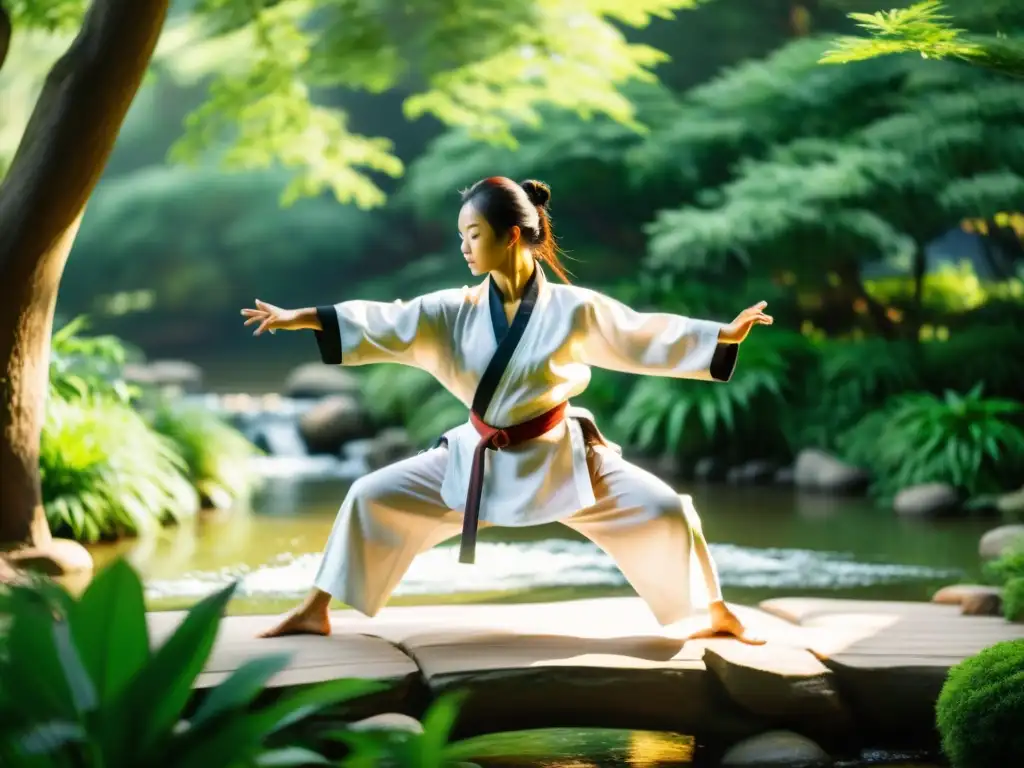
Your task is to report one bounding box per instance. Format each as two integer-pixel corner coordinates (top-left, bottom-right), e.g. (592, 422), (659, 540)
(150, 405), (264, 509)
(935, 639), (1024, 768)
(42, 319), (260, 542)
(822, 1), (1024, 78)
(360, 366), (468, 447)
(0, 558), (384, 767)
(839, 385), (1024, 497)
(7, 0), (708, 208)
(984, 545), (1024, 622)
(40, 397), (199, 543)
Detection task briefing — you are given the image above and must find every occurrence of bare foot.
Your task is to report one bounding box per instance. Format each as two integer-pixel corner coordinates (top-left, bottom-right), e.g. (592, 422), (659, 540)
(256, 608), (332, 638)
(679, 602), (767, 646)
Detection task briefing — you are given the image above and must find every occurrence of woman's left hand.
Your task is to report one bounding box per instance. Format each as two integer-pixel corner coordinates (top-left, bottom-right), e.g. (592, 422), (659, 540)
(719, 301), (773, 344)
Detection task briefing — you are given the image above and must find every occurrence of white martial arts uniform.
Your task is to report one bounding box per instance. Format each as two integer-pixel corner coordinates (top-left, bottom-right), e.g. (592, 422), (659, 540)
(310, 264), (736, 625)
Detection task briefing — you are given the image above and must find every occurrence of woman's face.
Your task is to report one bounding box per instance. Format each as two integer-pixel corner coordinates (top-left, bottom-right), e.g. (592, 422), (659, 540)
(458, 201), (517, 277)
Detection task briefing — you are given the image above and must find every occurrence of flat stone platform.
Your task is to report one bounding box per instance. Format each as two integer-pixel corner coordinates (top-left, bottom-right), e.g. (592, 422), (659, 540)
(147, 597), (1024, 753)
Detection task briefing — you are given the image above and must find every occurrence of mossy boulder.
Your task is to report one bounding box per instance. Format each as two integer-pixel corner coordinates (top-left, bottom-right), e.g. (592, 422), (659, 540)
(936, 639), (1024, 768)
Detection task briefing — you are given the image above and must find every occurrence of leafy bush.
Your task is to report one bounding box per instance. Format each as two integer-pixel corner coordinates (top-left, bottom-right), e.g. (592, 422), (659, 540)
(793, 337), (921, 450)
(935, 639), (1024, 768)
(839, 385), (1024, 497)
(612, 332), (814, 462)
(40, 398), (199, 543)
(149, 406), (264, 509)
(984, 546), (1024, 622)
(0, 559), (382, 767)
(361, 365), (468, 447)
(49, 315), (141, 405)
(921, 325), (1024, 400)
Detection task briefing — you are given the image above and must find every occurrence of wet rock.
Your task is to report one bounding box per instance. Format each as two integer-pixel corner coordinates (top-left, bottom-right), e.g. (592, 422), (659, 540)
(727, 461), (778, 486)
(893, 483), (961, 518)
(961, 591), (1003, 617)
(284, 363), (361, 399)
(932, 584), (1002, 607)
(979, 525), (1024, 560)
(298, 395), (370, 454)
(774, 466), (795, 486)
(125, 359), (203, 394)
(721, 730), (831, 767)
(996, 486), (1024, 520)
(695, 457), (727, 482)
(702, 645), (853, 744)
(348, 713), (424, 734)
(366, 428), (416, 469)
(793, 450), (869, 495)
(401, 629), (763, 744)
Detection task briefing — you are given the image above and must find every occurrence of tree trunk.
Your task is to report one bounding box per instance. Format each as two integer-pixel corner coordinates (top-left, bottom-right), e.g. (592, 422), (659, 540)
(0, 0), (170, 571)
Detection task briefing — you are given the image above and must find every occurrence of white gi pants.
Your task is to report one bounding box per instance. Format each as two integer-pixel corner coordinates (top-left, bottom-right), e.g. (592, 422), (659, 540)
(313, 443), (724, 625)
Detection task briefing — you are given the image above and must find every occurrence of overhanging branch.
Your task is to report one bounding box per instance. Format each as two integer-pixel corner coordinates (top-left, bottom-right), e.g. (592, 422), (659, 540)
(0, 0), (169, 275)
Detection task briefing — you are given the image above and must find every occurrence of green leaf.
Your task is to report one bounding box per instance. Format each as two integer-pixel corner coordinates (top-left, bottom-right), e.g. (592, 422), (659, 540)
(189, 653), (293, 727)
(70, 558), (150, 703)
(4, 587), (78, 722)
(51, 620), (97, 715)
(251, 678), (387, 738)
(419, 692), (466, 764)
(117, 581), (238, 758)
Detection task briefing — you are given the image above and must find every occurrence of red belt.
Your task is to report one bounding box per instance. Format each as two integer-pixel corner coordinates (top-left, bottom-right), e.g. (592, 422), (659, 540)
(458, 401), (568, 564)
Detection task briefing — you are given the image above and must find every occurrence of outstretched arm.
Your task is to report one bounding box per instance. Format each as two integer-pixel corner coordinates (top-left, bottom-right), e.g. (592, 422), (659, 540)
(576, 290), (772, 381)
(241, 292), (454, 369)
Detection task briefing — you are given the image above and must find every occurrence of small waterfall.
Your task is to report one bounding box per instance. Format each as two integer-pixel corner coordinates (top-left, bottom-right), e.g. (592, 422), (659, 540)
(258, 419), (308, 457)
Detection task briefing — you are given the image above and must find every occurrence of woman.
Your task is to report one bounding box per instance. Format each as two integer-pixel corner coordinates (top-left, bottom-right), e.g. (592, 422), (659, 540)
(242, 176), (772, 643)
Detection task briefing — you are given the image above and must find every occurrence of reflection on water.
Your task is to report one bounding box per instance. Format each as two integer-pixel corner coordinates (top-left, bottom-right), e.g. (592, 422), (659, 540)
(457, 728), (693, 767)
(87, 457), (991, 613)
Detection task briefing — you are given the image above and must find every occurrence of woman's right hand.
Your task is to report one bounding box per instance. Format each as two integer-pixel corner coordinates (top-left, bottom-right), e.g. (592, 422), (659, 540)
(241, 299), (297, 336)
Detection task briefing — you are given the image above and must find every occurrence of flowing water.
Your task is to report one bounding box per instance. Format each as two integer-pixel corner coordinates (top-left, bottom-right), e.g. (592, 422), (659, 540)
(78, 391), (966, 766)
(85, 450), (988, 616)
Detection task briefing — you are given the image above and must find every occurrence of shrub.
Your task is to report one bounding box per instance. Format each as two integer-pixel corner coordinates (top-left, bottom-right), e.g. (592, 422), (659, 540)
(935, 639), (1024, 768)
(0, 559), (383, 767)
(984, 546), (1024, 622)
(839, 385), (1024, 498)
(49, 315), (141, 406)
(613, 331), (814, 462)
(40, 398), (199, 542)
(361, 365), (468, 447)
(149, 405), (264, 509)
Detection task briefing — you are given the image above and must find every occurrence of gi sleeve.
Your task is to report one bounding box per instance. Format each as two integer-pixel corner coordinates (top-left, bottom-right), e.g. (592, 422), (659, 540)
(576, 288), (737, 381)
(313, 290), (452, 369)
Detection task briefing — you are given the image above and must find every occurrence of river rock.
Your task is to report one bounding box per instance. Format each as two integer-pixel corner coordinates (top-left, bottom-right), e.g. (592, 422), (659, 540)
(366, 428), (416, 469)
(348, 713), (424, 734)
(702, 645), (853, 743)
(298, 395), (370, 454)
(932, 584), (1002, 606)
(727, 461), (778, 485)
(721, 730), (831, 767)
(695, 457), (727, 482)
(125, 359), (203, 393)
(961, 591), (1003, 617)
(284, 363), (361, 399)
(893, 483), (961, 518)
(793, 449), (869, 495)
(979, 525), (1024, 560)
(996, 486), (1024, 519)
(774, 465), (795, 485)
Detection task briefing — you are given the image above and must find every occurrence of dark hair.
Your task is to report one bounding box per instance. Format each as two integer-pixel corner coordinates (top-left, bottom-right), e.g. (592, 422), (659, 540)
(461, 176), (570, 283)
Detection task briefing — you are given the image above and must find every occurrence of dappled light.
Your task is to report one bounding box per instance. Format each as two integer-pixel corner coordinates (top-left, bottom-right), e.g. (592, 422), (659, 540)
(3, 1), (1024, 767)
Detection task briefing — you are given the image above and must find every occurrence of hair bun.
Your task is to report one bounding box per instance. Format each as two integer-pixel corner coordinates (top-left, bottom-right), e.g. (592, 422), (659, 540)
(520, 179), (551, 209)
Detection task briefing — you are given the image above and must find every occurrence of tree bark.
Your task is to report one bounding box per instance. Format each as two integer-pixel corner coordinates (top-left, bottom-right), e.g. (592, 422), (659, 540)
(0, 3), (10, 74)
(0, 0), (170, 566)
